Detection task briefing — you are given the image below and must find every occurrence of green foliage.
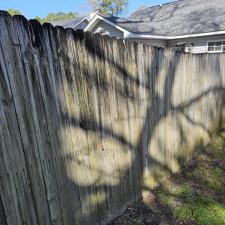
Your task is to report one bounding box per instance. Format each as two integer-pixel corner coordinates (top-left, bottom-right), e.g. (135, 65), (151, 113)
(7, 9), (21, 16)
(154, 131), (225, 225)
(132, 218), (143, 225)
(174, 195), (225, 225)
(156, 185), (225, 225)
(200, 167), (225, 192)
(88, 0), (128, 16)
(208, 132), (225, 160)
(154, 189), (174, 205)
(34, 12), (79, 24)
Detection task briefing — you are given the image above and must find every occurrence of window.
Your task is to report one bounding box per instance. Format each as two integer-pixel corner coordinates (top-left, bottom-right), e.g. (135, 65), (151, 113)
(208, 41), (225, 52)
(171, 43), (186, 52)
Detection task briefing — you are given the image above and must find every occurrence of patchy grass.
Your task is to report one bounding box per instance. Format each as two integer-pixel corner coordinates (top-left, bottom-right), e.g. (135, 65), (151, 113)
(155, 130), (225, 225)
(131, 218), (143, 225)
(174, 196), (225, 225)
(157, 185), (225, 225)
(108, 130), (225, 225)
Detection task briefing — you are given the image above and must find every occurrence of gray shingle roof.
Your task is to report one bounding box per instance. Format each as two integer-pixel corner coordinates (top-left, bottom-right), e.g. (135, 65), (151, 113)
(105, 0), (225, 36)
(50, 17), (88, 29)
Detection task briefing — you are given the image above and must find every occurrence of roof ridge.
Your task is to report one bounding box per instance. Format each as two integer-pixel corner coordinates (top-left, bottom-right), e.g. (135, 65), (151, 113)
(158, 0), (183, 8)
(131, 0), (183, 15)
(97, 12), (128, 20)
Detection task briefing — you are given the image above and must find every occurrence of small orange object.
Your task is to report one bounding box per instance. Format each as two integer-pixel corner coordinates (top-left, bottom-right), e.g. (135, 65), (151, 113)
(97, 143), (104, 151)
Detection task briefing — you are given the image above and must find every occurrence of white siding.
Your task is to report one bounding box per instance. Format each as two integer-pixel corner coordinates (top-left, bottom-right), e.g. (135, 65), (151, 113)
(90, 19), (225, 53)
(92, 21), (124, 38)
(126, 38), (166, 48)
(168, 34), (225, 53)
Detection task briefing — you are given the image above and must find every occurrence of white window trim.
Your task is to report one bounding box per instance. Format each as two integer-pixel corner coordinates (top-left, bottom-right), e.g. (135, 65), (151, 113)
(207, 40), (225, 53)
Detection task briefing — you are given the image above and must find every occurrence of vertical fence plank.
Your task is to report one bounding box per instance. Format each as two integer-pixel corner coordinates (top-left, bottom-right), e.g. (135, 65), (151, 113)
(0, 194), (7, 225)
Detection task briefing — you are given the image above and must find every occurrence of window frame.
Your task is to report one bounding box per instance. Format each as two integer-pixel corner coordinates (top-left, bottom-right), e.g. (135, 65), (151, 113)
(207, 40), (225, 53)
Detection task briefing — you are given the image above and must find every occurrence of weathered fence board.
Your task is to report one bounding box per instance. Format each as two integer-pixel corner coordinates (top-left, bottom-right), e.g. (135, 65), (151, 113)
(0, 11), (225, 225)
(0, 14), (40, 225)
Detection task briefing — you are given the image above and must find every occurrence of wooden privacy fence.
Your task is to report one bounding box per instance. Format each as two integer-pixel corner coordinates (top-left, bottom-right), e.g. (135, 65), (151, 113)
(0, 11), (225, 225)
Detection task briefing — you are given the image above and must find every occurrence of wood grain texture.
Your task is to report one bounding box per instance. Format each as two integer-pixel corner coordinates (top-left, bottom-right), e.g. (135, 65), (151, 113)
(0, 10), (225, 225)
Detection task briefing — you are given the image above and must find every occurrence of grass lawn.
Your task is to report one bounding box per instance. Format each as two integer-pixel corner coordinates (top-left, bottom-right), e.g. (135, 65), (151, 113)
(108, 130), (225, 225)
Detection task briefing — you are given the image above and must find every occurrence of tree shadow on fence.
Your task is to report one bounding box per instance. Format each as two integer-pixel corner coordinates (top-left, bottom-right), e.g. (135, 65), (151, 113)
(50, 27), (225, 225)
(1, 13), (225, 225)
(49, 27), (225, 225)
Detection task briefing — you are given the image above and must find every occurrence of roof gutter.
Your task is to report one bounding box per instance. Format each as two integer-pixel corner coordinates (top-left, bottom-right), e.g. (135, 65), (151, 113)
(125, 30), (225, 40)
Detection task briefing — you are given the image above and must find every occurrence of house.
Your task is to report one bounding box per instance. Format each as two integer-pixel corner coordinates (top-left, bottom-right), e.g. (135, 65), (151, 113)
(84, 0), (225, 53)
(51, 16), (90, 30)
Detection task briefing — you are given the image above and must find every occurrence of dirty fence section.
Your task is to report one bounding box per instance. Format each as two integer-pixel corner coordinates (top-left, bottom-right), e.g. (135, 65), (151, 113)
(0, 11), (225, 225)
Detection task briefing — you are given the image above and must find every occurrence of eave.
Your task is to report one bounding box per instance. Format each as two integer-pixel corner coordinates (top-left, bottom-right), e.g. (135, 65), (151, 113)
(85, 13), (225, 40)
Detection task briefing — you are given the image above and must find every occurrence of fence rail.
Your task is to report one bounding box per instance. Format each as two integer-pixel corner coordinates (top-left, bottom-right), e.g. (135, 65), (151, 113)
(0, 11), (225, 225)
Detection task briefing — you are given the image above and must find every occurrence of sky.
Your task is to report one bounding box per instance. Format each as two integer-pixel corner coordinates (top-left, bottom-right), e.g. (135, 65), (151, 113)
(0, 0), (174, 19)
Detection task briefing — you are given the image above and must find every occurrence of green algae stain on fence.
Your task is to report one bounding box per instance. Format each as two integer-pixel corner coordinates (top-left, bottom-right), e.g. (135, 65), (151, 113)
(0, 10), (225, 225)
